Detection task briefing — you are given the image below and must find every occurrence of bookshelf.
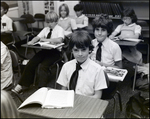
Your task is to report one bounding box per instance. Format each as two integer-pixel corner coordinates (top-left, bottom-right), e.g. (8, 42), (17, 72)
(80, 1), (149, 20)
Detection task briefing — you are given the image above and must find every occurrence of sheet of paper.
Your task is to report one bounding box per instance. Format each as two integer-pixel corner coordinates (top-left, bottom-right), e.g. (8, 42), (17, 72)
(42, 89), (74, 108)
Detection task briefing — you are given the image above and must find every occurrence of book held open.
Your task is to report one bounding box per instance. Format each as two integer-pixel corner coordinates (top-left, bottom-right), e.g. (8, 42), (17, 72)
(18, 87), (74, 109)
(105, 67), (128, 82)
(31, 41), (64, 49)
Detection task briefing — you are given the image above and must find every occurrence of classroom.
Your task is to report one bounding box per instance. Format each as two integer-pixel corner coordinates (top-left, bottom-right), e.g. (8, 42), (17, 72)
(1, 0), (149, 118)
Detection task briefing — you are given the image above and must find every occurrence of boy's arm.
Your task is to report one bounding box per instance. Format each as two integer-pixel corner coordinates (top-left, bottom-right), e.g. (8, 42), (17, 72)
(88, 90), (102, 99)
(114, 60), (123, 69)
(40, 37), (63, 44)
(27, 36), (40, 45)
(109, 31), (119, 40)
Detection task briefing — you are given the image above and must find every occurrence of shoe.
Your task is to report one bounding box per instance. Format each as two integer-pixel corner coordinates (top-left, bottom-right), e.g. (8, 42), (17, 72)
(11, 84), (23, 94)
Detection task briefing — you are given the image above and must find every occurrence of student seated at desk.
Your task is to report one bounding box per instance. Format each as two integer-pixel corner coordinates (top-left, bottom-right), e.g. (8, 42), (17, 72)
(12, 11), (64, 94)
(89, 14), (123, 69)
(1, 41), (13, 90)
(73, 3), (89, 30)
(1, 2), (13, 45)
(58, 3), (77, 37)
(57, 30), (107, 99)
(109, 8), (142, 65)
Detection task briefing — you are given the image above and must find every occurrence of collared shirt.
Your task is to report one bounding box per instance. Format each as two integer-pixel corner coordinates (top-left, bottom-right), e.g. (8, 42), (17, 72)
(37, 24), (64, 51)
(58, 17), (77, 36)
(91, 38), (122, 66)
(57, 58), (107, 97)
(75, 14), (88, 28)
(1, 41), (13, 89)
(114, 23), (141, 36)
(1, 14), (13, 32)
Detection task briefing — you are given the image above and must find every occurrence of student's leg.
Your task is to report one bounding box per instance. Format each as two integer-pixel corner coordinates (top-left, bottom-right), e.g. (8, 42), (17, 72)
(18, 50), (47, 87)
(38, 49), (61, 88)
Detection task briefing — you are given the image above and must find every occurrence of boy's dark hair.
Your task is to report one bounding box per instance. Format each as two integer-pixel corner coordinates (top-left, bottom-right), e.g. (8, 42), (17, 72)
(74, 4), (83, 12)
(1, 2), (9, 14)
(121, 8), (137, 23)
(92, 14), (113, 36)
(59, 3), (69, 17)
(69, 30), (94, 52)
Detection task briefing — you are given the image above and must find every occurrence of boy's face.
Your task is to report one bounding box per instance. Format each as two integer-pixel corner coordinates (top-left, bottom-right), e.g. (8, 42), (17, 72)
(1, 7), (6, 17)
(60, 6), (67, 18)
(72, 46), (89, 64)
(75, 10), (82, 17)
(122, 17), (132, 25)
(94, 27), (108, 43)
(46, 21), (57, 29)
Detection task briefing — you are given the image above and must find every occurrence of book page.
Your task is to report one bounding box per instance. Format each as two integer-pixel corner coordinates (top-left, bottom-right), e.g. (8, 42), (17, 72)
(42, 42), (64, 48)
(18, 87), (48, 109)
(105, 67), (128, 82)
(123, 38), (142, 42)
(42, 89), (74, 108)
(33, 41), (49, 46)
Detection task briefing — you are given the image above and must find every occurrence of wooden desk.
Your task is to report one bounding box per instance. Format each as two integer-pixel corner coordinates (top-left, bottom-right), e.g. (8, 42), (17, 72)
(115, 40), (141, 46)
(10, 17), (25, 22)
(18, 94), (109, 118)
(21, 44), (53, 50)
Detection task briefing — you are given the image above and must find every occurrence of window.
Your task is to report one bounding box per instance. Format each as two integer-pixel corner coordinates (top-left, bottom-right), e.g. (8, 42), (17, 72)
(1, 1), (18, 8)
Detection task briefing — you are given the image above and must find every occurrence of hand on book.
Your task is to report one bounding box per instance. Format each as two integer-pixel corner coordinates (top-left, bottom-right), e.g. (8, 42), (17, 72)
(27, 41), (34, 45)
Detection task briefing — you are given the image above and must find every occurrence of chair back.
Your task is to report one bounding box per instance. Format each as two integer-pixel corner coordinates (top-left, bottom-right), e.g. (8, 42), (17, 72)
(9, 50), (19, 68)
(34, 13), (45, 21)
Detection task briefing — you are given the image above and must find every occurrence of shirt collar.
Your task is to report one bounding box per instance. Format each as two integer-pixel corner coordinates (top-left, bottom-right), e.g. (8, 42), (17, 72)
(1, 14), (6, 20)
(123, 23), (135, 27)
(59, 17), (68, 20)
(75, 58), (90, 70)
(95, 37), (110, 48)
(76, 14), (84, 18)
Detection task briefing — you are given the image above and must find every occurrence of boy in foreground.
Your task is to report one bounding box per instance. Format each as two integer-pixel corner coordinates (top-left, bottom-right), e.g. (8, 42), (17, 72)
(57, 30), (107, 99)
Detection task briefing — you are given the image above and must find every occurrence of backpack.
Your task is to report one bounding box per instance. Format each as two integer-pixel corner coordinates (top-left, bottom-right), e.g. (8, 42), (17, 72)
(135, 73), (149, 91)
(125, 92), (149, 118)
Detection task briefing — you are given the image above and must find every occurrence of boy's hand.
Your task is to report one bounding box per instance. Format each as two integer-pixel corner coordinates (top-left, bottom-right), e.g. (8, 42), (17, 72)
(40, 38), (48, 42)
(27, 41), (34, 45)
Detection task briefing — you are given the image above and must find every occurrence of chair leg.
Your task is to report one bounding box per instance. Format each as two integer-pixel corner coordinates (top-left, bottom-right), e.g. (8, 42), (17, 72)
(55, 63), (60, 89)
(113, 96), (117, 118)
(116, 90), (122, 111)
(25, 35), (30, 57)
(132, 64), (137, 91)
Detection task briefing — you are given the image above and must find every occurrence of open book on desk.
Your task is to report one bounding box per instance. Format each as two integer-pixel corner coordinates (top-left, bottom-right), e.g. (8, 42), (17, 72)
(105, 67), (128, 82)
(114, 37), (143, 42)
(31, 41), (64, 49)
(18, 87), (74, 109)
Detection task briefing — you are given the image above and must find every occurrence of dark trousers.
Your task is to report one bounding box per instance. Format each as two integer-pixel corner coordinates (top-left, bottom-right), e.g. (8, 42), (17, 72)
(19, 49), (61, 87)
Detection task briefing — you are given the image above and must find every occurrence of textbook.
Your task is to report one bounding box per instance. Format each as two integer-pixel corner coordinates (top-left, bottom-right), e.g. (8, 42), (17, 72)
(32, 41), (64, 49)
(113, 37), (143, 42)
(105, 67), (128, 82)
(18, 87), (74, 109)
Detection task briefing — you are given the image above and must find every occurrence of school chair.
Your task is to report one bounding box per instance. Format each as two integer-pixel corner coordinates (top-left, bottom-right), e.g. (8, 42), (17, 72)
(34, 13), (45, 31)
(3, 50), (23, 103)
(33, 57), (63, 89)
(12, 21), (36, 58)
(101, 72), (122, 118)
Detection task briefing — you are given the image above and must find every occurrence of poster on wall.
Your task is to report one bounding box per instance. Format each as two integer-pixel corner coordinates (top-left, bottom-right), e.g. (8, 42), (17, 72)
(44, 0), (54, 14)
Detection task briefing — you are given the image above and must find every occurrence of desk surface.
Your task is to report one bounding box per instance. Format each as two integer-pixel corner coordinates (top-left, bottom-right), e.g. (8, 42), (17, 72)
(18, 94), (108, 118)
(115, 40), (140, 46)
(10, 17), (25, 22)
(21, 44), (53, 50)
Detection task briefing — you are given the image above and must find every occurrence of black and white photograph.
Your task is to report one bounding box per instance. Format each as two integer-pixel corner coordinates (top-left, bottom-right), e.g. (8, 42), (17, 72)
(1, 0), (149, 118)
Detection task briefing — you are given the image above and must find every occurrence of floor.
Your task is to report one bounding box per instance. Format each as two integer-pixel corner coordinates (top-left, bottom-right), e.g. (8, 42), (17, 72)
(9, 42), (149, 118)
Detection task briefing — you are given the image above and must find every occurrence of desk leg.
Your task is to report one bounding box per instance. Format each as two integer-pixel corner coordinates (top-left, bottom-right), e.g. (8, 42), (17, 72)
(132, 64), (137, 91)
